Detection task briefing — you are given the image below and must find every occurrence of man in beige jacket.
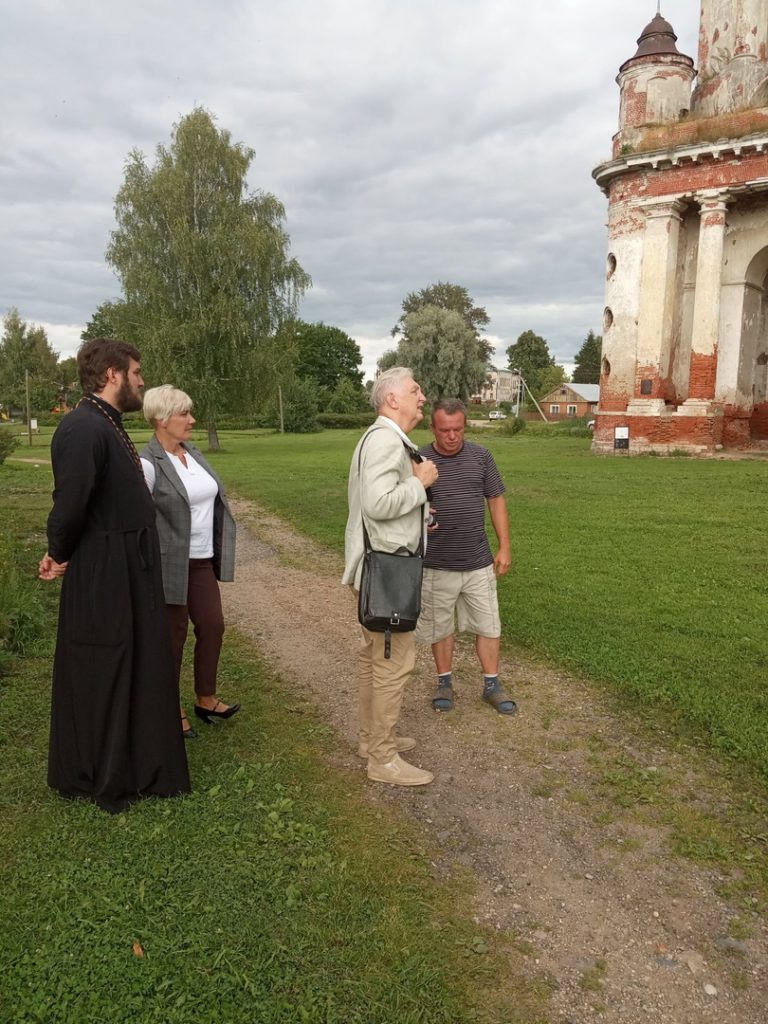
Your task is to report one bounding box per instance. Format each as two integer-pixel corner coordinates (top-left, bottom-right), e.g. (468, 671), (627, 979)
(343, 367), (438, 786)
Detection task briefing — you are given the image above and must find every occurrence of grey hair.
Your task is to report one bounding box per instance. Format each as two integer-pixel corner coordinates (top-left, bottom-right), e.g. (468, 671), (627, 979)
(142, 384), (193, 425)
(369, 366), (414, 411)
(431, 398), (467, 422)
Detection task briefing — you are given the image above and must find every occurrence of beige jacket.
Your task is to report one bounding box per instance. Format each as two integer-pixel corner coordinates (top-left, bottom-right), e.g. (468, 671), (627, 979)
(342, 417), (428, 589)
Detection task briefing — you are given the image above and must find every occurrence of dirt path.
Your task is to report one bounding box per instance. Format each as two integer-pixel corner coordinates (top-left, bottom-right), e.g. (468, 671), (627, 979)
(222, 499), (767, 1024)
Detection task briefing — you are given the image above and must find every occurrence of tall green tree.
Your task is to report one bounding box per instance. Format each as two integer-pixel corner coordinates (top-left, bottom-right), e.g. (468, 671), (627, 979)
(536, 363), (569, 399)
(572, 329), (602, 384)
(81, 300), (133, 342)
(392, 282), (490, 340)
(0, 309), (59, 415)
(54, 356), (81, 408)
(294, 321), (363, 391)
(376, 348), (399, 374)
(106, 107), (310, 449)
(506, 330), (555, 395)
(389, 305), (489, 402)
(382, 282), (492, 399)
(265, 376), (322, 433)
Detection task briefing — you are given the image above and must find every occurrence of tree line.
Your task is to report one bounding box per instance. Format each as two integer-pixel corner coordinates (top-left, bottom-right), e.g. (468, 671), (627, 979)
(504, 328), (601, 397)
(1, 106), (602, 434)
(0, 301), (602, 427)
(0, 309), (78, 419)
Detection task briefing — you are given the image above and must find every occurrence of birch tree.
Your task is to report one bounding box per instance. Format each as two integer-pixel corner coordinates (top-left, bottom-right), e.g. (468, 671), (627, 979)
(107, 107), (310, 448)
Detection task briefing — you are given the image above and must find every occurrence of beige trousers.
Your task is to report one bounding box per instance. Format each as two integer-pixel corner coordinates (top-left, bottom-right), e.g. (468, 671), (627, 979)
(358, 627), (416, 764)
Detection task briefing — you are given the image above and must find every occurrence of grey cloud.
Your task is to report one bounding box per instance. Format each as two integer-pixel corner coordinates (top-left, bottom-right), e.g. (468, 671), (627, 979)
(2, 0), (698, 375)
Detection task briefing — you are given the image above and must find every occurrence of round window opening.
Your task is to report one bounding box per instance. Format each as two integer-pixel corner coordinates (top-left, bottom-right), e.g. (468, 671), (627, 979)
(602, 357), (611, 378)
(603, 307), (614, 332)
(606, 253), (617, 279)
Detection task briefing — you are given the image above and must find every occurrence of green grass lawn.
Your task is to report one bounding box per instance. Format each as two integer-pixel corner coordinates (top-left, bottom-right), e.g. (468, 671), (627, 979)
(4, 425), (768, 1018)
(192, 428), (768, 781)
(12, 425), (768, 778)
(0, 460), (546, 1024)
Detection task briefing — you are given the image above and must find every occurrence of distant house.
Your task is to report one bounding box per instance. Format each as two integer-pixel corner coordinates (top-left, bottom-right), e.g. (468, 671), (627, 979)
(539, 383), (599, 418)
(471, 366), (522, 405)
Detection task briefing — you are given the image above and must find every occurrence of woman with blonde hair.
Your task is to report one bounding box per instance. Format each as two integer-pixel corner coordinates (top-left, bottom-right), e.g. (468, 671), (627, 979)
(140, 385), (239, 738)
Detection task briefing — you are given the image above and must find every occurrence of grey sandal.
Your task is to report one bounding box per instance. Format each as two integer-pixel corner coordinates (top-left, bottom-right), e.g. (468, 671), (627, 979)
(431, 685), (454, 712)
(482, 688), (517, 715)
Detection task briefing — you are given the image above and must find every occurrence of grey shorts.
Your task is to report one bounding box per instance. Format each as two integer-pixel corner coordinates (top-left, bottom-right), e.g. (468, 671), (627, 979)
(416, 564), (501, 644)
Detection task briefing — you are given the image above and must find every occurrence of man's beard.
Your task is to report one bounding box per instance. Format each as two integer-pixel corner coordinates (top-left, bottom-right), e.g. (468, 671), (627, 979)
(117, 376), (143, 413)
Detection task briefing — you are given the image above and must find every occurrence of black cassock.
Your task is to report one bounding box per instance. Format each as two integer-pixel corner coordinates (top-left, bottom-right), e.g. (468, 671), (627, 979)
(46, 398), (190, 813)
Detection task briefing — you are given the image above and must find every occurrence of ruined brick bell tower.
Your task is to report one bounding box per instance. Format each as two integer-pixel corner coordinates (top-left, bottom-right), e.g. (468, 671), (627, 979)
(592, 2), (768, 453)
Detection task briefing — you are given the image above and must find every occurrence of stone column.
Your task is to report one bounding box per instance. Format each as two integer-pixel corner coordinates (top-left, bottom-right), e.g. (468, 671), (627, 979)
(626, 199), (685, 416)
(680, 190), (730, 413)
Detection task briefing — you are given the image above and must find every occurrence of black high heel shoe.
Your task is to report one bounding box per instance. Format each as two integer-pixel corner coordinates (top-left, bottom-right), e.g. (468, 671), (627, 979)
(181, 714), (197, 740)
(193, 699), (241, 725)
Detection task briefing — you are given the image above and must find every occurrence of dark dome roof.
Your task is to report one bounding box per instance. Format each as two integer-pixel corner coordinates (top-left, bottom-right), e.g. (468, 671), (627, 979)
(618, 11), (694, 73)
(632, 13), (682, 59)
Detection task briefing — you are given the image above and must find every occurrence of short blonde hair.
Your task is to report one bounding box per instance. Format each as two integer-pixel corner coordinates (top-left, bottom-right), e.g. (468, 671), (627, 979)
(142, 384), (193, 426)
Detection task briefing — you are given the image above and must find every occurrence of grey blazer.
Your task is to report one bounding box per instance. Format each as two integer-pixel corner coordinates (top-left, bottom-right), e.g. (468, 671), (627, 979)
(140, 435), (236, 605)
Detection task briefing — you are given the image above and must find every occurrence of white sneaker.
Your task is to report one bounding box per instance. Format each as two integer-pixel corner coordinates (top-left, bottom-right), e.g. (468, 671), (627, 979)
(367, 753), (434, 787)
(357, 736), (416, 759)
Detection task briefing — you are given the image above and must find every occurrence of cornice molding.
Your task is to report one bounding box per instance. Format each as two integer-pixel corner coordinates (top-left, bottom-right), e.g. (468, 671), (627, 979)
(593, 133), (768, 194)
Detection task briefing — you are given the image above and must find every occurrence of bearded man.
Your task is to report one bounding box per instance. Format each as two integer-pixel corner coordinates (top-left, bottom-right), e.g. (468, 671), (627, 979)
(39, 338), (190, 812)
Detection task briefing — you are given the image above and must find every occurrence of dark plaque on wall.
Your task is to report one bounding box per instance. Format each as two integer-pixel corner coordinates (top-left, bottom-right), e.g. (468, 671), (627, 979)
(640, 379), (653, 395)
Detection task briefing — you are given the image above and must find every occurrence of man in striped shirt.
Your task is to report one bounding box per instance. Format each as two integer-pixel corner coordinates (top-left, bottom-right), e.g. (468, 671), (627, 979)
(416, 398), (517, 715)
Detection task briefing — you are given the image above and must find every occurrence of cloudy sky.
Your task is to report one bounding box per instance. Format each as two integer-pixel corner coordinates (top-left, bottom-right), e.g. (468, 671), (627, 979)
(1, 1), (698, 380)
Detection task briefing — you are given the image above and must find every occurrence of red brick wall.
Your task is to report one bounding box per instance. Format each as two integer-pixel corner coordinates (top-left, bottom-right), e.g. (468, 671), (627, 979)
(688, 350), (719, 400)
(592, 413), (723, 451)
(609, 150), (768, 205)
(749, 401), (768, 439)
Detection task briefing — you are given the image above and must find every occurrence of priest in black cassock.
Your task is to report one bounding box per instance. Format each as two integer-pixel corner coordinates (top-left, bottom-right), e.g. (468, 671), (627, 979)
(39, 337), (190, 813)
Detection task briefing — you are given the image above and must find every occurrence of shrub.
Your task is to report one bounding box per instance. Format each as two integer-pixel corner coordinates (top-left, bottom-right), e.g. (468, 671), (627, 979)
(30, 412), (68, 427)
(0, 427), (19, 464)
(317, 411), (376, 429)
(498, 416), (526, 436)
(0, 534), (45, 671)
(266, 379), (322, 433)
(325, 378), (369, 414)
(525, 417), (593, 439)
(205, 414), (270, 431)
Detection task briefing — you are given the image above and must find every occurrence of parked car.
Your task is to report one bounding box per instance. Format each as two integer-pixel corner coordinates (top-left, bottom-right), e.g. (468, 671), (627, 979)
(489, 410), (507, 420)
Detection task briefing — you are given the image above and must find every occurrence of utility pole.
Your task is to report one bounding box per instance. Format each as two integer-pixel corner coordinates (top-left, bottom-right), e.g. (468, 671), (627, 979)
(25, 369), (32, 446)
(277, 384), (285, 434)
(518, 372), (548, 422)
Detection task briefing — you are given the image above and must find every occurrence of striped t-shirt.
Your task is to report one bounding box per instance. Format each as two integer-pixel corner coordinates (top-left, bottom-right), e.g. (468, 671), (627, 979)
(418, 440), (505, 571)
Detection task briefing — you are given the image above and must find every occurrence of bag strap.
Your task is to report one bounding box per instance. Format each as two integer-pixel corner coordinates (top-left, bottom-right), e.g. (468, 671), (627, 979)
(357, 427), (425, 557)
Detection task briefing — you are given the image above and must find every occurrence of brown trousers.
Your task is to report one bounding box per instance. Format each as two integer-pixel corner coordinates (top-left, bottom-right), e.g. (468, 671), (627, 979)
(166, 559), (224, 698)
(358, 627), (416, 764)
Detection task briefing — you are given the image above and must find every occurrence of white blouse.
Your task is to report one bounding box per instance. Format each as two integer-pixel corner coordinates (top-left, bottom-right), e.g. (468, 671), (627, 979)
(141, 451), (219, 559)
